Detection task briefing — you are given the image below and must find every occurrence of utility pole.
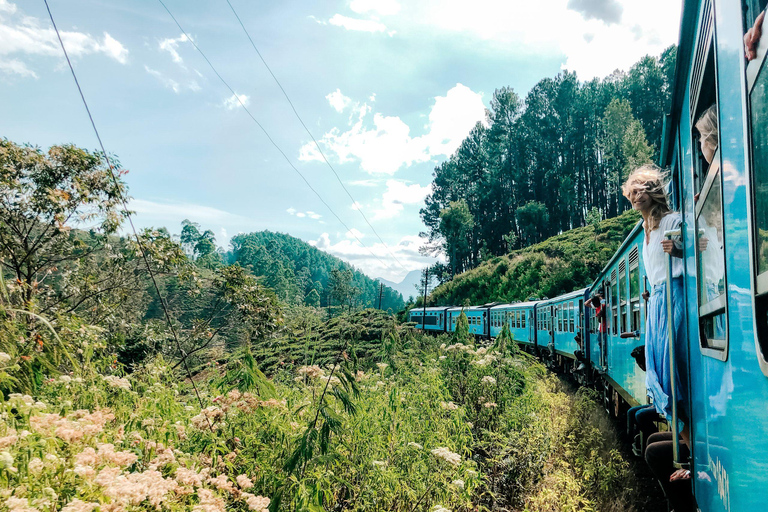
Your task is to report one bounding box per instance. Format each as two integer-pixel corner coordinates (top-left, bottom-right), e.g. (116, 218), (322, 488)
(422, 267), (429, 333)
(378, 283), (384, 310)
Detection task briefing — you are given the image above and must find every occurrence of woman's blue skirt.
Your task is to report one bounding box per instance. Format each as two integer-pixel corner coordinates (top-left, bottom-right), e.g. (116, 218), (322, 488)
(645, 277), (687, 422)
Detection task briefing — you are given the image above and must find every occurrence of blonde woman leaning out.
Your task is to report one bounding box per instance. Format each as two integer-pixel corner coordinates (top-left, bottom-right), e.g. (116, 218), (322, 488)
(622, 166), (689, 440)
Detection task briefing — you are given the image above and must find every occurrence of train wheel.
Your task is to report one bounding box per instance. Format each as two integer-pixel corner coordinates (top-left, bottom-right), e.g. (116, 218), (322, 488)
(612, 389), (622, 418)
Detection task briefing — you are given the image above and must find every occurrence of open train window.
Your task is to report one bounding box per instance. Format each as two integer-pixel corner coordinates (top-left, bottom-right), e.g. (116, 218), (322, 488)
(691, 16), (728, 359)
(619, 261), (627, 333)
(629, 248), (641, 332)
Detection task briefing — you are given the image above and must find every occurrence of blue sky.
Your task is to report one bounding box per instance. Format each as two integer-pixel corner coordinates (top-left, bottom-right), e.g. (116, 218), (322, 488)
(1, 0), (681, 282)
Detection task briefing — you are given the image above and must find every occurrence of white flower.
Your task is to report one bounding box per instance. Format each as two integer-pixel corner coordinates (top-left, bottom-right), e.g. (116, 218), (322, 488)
(0, 451), (14, 469)
(376, 362), (388, 371)
(0, 352), (11, 363)
(372, 460), (387, 467)
(407, 442), (423, 450)
(451, 479), (465, 489)
(59, 375), (72, 383)
(481, 376), (496, 385)
(440, 401), (458, 411)
(431, 447), (461, 467)
(432, 506), (452, 512)
(102, 375), (131, 390)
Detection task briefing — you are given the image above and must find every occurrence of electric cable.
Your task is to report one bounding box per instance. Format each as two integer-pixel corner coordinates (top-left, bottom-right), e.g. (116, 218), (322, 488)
(157, 0), (395, 273)
(222, 0), (410, 274)
(43, 0), (211, 416)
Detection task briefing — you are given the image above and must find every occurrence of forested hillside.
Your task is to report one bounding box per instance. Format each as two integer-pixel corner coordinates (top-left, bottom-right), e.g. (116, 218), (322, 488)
(228, 231), (403, 311)
(421, 48), (675, 277)
(425, 209), (641, 306)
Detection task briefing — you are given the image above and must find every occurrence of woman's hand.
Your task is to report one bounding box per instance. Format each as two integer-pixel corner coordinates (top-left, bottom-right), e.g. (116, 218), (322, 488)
(745, 11), (765, 61)
(670, 468), (691, 482)
(661, 239), (676, 254)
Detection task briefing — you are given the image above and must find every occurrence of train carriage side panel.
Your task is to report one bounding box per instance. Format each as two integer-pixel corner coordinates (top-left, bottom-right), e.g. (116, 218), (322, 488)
(660, 1), (768, 509)
(551, 289), (588, 359)
(588, 223), (648, 406)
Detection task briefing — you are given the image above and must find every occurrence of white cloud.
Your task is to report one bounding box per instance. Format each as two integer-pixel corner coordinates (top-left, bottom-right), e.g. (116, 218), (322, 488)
(101, 33), (129, 64)
(326, 88), (352, 112)
(348, 179), (381, 187)
(0, 0), (17, 14)
(145, 66), (200, 94)
(159, 34), (189, 64)
(350, 201), (363, 210)
(329, 14), (389, 33)
(0, 4), (129, 77)
(0, 58), (35, 77)
(222, 93), (250, 110)
(374, 179), (431, 219)
(145, 66), (180, 93)
(287, 207), (322, 220)
(299, 83), (486, 175)
(346, 228), (365, 239)
(308, 232), (441, 282)
(350, 0), (401, 16)
(406, 0), (680, 80)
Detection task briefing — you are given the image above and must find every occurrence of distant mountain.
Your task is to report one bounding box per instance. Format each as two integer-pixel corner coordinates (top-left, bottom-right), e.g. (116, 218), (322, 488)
(378, 269), (437, 301)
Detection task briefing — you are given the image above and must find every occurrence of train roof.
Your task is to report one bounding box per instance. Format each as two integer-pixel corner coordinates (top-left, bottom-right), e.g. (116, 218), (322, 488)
(408, 306), (449, 313)
(446, 305), (486, 313)
(489, 300), (539, 310)
(538, 288), (588, 305)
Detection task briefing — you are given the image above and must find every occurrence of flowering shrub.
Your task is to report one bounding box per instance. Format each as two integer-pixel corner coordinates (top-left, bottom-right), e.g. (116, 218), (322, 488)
(0, 326), (633, 511)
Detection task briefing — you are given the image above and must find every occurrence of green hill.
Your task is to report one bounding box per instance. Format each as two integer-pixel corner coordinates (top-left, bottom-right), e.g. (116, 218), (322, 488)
(428, 210), (641, 306)
(228, 231), (404, 311)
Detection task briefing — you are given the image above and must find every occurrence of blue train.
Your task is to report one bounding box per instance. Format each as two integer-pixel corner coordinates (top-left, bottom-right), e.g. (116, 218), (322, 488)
(411, 0), (768, 508)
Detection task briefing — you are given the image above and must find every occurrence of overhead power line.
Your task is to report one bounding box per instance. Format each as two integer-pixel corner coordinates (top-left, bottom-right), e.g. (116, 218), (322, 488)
(43, 0), (210, 416)
(156, 0), (396, 273)
(222, 0), (410, 274)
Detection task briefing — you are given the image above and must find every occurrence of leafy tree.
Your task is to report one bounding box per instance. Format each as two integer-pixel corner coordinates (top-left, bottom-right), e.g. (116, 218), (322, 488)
(329, 269), (357, 313)
(516, 201), (549, 246)
(439, 200), (475, 275)
(0, 140), (127, 308)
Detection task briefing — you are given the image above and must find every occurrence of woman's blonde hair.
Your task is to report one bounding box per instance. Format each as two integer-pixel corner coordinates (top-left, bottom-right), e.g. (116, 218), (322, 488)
(622, 164), (671, 231)
(695, 104), (718, 152)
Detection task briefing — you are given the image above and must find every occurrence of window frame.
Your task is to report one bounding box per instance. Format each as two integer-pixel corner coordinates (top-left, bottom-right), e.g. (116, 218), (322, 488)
(745, 5), (768, 375)
(690, 24), (729, 360)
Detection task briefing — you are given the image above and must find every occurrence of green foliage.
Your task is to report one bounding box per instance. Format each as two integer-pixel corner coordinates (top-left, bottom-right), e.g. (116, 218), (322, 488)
(430, 209), (640, 306)
(229, 231), (404, 310)
(421, 49), (675, 275)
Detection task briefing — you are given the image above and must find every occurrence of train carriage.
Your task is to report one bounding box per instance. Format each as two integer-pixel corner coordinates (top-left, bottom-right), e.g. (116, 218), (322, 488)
(548, 289), (588, 364)
(489, 301), (537, 346)
(408, 306), (449, 332)
(589, 224), (649, 407)
(446, 306), (488, 337)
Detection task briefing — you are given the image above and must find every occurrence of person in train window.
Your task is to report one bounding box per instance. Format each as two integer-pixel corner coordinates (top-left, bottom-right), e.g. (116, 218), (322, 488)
(695, 105), (727, 339)
(585, 292), (607, 366)
(622, 165), (689, 437)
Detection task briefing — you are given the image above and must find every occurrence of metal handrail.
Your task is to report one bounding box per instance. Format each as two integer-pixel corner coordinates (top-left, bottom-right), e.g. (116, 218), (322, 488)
(664, 229), (687, 469)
